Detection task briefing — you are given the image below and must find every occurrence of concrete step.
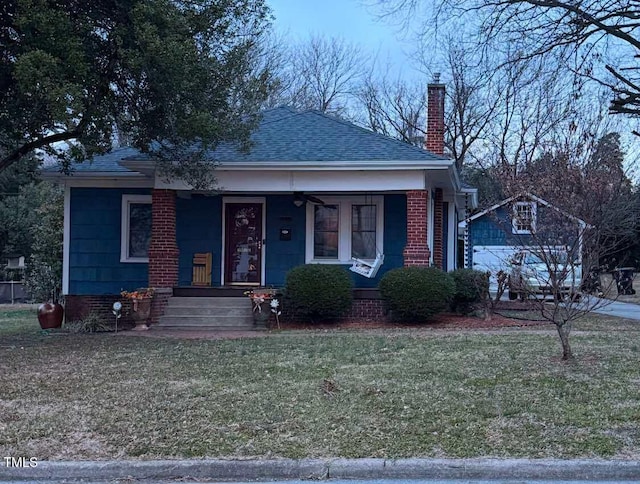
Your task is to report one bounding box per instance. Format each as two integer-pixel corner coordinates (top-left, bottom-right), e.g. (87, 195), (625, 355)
(167, 297), (251, 308)
(154, 324), (258, 331)
(163, 306), (253, 317)
(158, 315), (254, 326)
(158, 296), (260, 331)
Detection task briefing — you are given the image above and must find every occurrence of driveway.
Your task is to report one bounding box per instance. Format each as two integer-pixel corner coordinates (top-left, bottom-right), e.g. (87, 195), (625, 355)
(591, 297), (640, 321)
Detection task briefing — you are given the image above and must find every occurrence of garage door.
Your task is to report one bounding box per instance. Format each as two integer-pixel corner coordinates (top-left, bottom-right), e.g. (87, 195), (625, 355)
(471, 246), (523, 292)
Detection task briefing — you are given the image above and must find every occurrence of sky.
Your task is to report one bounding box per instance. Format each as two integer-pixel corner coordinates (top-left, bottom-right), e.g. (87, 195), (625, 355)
(266, 0), (421, 79)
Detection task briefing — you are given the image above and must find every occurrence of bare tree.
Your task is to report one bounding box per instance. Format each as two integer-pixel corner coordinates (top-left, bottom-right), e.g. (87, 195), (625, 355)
(372, 0), (640, 125)
(272, 35), (367, 116)
(355, 71), (427, 146)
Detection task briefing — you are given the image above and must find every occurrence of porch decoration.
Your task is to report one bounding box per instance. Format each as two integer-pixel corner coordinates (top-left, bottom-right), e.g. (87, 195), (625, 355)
(121, 287), (155, 330)
(350, 252), (385, 279)
(244, 288), (280, 329)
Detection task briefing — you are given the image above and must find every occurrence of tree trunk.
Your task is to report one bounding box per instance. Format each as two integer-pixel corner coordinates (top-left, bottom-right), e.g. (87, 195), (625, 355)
(555, 323), (574, 361)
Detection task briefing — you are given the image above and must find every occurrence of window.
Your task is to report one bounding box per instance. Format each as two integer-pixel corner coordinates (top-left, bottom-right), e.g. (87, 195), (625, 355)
(121, 195), (152, 262)
(512, 201), (536, 234)
(306, 197), (383, 263)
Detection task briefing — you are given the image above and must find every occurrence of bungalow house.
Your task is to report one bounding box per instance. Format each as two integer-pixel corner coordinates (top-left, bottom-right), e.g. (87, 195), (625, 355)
(43, 79), (478, 326)
(459, 193), (589, 291)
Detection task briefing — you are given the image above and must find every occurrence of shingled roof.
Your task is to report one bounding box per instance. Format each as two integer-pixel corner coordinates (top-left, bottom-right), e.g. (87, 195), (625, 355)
(48, 107), (448, 174)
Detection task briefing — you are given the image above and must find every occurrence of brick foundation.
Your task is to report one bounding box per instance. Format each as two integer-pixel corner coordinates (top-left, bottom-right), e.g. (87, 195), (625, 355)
(65, 295), (137, 327)
(150, 287), (172, 325)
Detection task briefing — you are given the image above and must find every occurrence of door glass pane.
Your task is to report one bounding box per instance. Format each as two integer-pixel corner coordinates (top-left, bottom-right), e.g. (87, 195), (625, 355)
(352, 204), (376, 259)
(227, 204), (261, 284)
(314, 205), (339, 258)
(129, 203), (152, 258)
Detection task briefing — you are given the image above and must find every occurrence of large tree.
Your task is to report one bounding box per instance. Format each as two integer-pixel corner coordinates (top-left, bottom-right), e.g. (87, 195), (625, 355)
(0, 0), (273, 188)
(374, 0), (640, 125)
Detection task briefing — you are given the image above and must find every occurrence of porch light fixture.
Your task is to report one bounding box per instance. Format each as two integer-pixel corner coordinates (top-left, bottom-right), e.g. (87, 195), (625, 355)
(293, 192), (325, 207)
(293, 192), (305, 207)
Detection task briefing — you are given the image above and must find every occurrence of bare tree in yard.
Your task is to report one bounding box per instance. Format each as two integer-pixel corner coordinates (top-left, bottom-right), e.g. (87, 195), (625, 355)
(501, 134), (639, 360)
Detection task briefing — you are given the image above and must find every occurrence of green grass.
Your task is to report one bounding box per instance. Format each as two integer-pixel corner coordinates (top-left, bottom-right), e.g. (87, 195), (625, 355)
(1, 306), (640, 460)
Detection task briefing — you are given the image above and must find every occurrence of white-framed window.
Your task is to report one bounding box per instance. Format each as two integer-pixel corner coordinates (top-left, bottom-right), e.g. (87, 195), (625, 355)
(512, 201), (537, 234)
(121, 194), (152, 263)
(305, 196), (384, 263)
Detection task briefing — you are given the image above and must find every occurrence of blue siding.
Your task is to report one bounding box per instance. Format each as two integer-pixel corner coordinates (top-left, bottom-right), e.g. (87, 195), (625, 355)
(69, 191), (411, 293)
(264, 195), (307, 286)
(468, 205), (581, 266)
(176, 195), (222, 286)
(69, 188), (150, 295)
(345, 194), (406, 288)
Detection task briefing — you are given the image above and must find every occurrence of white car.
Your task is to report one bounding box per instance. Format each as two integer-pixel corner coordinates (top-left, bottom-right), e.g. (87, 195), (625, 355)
(508, 250), (582, 300)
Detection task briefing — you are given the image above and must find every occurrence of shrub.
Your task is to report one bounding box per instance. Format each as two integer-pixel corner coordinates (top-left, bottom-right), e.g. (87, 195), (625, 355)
(284, 264), (353, 322)
(379, 267), (455, 322)
(450, 268), (490, 314)
(66, 313), (112, 333)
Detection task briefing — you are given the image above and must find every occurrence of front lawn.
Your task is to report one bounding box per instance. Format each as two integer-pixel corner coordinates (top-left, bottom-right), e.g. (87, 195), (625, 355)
(1, 307), (639, 460)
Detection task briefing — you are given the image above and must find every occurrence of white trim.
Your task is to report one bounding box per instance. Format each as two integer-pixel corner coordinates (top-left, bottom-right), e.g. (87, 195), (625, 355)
(305, 196), (384, 264)
(447, 202), (456, 271)
(121, 159), (454, 172)
(120, 194), (152, 263)
(428, 190), (434, 265)
(62, 184), (71, 295)
(464, 192), (590, 228)
(221, 197), (266, 286)
(512, 201), (537, 234)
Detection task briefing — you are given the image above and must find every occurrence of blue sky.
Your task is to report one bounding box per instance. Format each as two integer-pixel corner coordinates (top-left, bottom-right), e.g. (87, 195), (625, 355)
(267, 0), (420, 78)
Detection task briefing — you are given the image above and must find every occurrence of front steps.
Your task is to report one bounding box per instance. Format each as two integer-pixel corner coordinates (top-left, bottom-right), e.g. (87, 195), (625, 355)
(156, 296), (257, 331)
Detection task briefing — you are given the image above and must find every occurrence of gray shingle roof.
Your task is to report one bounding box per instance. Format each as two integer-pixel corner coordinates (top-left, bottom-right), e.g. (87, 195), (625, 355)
(45, 107), (446, 173)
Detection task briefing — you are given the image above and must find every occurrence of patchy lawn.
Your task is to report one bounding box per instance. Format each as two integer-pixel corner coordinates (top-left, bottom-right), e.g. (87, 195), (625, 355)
(1, 306), (639, 461)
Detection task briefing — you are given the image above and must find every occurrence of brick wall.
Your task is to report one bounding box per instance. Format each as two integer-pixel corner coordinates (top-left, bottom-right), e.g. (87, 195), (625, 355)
(65, 295), (136, 327)
(403, 190), (431, 266)
(425, 79), (445, 155)
(433, 188), (444, 269)
(149, 189), (179, 288)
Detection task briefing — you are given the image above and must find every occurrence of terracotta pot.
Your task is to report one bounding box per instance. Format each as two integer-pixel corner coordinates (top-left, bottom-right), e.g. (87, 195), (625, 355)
(37, 302), (64, 329)
(131, 298), (152, 330)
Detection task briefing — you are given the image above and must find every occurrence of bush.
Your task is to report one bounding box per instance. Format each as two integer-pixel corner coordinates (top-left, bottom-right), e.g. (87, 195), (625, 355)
(379, 267), (455, 322)
(450, 269), (489, 314)
(66, 313), (112, 333)
(284, 264), (353, 322)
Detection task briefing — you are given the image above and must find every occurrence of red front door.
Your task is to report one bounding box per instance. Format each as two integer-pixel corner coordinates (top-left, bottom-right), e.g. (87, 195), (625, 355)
(224, 202), (263, 285)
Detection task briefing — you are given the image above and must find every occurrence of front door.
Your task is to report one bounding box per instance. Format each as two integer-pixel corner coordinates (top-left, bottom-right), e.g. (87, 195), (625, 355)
(224, 202), (263, 285)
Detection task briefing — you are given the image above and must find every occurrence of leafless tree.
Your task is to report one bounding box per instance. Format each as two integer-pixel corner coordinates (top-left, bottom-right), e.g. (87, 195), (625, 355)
(355, 70), (427, 146)
(271, 35), (367, 116)
(372, 0), (640, 127)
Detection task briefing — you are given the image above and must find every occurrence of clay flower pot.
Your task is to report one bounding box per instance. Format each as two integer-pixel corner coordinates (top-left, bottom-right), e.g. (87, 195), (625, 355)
(37, 302), (64, 329)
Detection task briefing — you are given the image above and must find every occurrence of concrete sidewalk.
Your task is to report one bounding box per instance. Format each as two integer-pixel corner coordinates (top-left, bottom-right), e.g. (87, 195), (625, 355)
(2, 458), (640, 482)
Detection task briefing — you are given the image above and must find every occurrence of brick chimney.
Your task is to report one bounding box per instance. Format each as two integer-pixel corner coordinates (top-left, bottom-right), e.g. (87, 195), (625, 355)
(425, 73), (445, 155)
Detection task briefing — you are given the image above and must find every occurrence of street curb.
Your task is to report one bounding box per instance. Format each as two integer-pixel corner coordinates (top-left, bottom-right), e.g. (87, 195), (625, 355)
(1, 458), (640, 481)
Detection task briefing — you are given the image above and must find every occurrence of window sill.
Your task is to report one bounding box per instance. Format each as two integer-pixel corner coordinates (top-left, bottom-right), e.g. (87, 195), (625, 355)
(120, 257), (149, 264)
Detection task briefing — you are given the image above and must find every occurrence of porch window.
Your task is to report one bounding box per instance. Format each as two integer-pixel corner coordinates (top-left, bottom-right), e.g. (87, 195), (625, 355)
(512, 201), (536, 234)
(121, 194), (152, 262)
(306, 196), (383, 263)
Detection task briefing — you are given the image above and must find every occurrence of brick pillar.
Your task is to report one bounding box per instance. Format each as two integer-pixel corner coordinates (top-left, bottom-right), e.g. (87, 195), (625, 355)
(148, 189), (179, 324)
(403, 190), (431, 266)
(433, 188), (444, 269)
(425, 74), (445, 155)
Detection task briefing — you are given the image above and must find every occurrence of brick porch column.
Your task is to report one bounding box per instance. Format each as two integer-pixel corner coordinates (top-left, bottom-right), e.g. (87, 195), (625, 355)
(403, 190), (431, 266)
(433, 188), (444, 269)
(148, 189), (179, 324)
